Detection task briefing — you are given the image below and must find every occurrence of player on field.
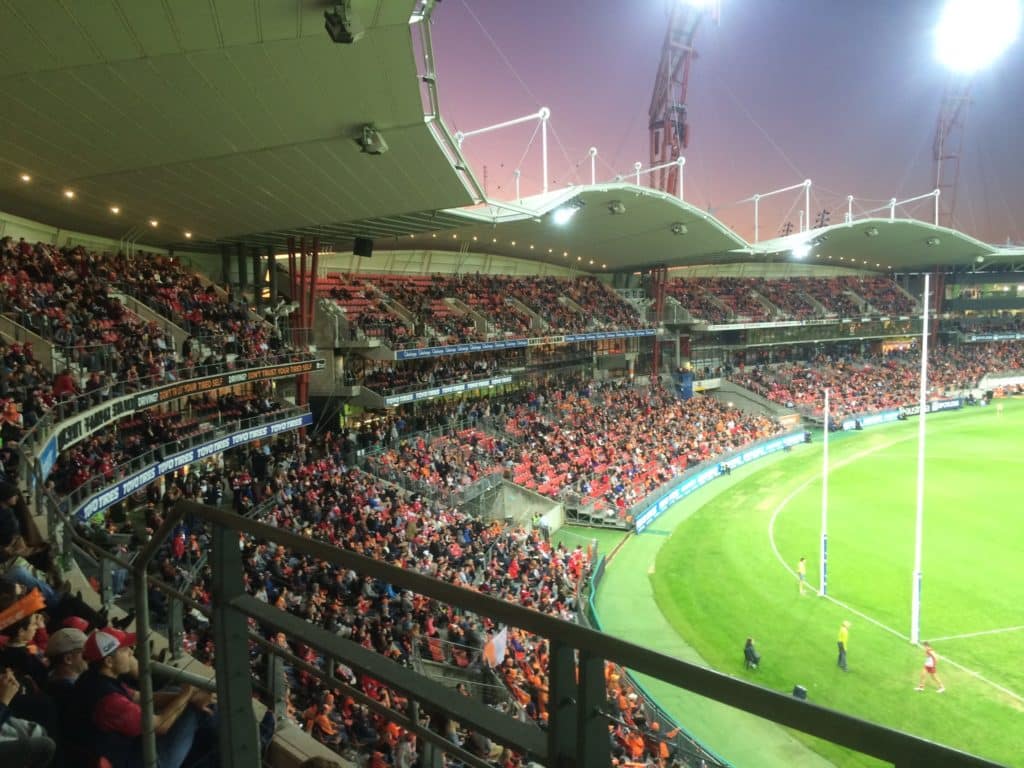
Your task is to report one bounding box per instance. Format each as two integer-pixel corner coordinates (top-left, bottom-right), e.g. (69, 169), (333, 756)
(797, 557), (807, 595)
(915, 642), (945, 692)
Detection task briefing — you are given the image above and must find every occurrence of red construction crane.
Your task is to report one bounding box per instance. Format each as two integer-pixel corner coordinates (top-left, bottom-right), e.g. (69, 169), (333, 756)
(648, 1), (717, 195)
(648, 1), (716, 380)
(932, 79), (971, 230)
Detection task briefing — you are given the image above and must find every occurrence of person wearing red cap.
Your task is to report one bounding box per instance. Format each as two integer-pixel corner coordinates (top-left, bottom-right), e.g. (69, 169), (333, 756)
(73, 628), (215, 768)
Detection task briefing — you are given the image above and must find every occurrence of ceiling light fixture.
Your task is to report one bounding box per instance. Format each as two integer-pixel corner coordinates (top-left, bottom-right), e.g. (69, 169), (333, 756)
(184, 231), (192, 239)
(670, 222), (688, 235)
(63, 189), (75, 199)
(608, 200), (626, 215)
(149, 219), (159, 227)
(865, 227), (879, 238)
(110, 206), (120, 215)
(19, 173), (30, 183)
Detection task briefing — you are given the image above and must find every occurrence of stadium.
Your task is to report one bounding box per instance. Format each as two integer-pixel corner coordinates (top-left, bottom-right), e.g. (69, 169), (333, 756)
(0, 1), (1021, 767)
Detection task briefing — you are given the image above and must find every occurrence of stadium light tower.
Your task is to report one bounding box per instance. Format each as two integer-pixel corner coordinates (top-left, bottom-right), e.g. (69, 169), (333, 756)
(932, 0), (1022, 228)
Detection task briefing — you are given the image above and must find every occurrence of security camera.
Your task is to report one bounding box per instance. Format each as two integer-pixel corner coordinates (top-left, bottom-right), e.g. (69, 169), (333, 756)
(358, 125), (389, 155)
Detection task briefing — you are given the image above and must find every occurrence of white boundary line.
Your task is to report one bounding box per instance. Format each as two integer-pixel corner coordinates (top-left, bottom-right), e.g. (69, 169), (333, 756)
(766, 436), (1024, 705)
(929, 625), (1024, 643)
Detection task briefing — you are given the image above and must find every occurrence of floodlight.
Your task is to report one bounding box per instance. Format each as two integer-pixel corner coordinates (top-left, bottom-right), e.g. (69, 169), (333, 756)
(551, 197), (585, 226)
(935, 0), (1022, 73)
(670, 222), (688, 235)
(791, 242), (812, 259)
(552, 207), (578, 226)
(926, 237), (941, 246)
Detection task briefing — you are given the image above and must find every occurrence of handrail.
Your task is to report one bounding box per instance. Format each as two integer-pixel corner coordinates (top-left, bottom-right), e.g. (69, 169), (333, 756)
(55, 405), (307, 517)
(162, 501), (1000, 768)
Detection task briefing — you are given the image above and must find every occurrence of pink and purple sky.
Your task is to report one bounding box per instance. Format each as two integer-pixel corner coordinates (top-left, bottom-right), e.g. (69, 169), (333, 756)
(430, 1), (1024, 245)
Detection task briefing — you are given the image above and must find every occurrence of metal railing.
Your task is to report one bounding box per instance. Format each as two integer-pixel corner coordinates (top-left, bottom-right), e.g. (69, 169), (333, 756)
(55, 405), (306, 519)
(46, 498), (1005, 768)
(14, 346), (317, 491)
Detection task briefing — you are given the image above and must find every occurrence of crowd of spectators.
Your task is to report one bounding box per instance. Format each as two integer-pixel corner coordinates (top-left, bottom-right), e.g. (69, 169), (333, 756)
(663, 280), (731, 324)
(319, 273), (648, 348)
(367, 380), (783, 517)
(665, 275), (920, 323)
(357, 354), (506, 394)
(732, 342), (1024, 419)
(946, 312), (1024, 334)
(0, 239), (308, 456)
(122, 429), (705, 767)
(49, 385), (285, 495)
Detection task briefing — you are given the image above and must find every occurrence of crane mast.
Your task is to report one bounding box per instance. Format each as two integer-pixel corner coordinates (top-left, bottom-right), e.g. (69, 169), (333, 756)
(648, 2), (715, 380)
(932, 79), (971, 230)
(648, 2), (714, 194)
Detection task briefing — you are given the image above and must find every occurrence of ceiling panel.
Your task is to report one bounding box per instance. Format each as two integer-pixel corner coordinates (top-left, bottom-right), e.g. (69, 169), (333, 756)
(161, 0), (222, 53)
(0, 1), (476, 252)
(2, 0), (100, 71)
(113, 0), (185, 58)
(71, 1), (146, 65)
(211, 0), (261, 48)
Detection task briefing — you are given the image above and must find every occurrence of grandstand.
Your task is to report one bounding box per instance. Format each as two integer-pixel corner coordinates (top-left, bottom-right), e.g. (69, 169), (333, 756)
(0, 2), (1022, 768)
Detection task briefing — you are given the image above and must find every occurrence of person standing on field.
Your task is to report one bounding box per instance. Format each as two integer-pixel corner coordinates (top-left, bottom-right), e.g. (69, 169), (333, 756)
(797, 557), (807, 595)
(837, 620), (850, 671)
(916, 642), (945, 692)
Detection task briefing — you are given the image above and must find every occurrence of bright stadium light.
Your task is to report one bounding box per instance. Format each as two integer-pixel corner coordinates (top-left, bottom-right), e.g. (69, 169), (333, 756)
(552, 206), (578, 226)
(935, 0), (1022, 73)
(550, 196), (585, 226)
(791, 242), (812, 259)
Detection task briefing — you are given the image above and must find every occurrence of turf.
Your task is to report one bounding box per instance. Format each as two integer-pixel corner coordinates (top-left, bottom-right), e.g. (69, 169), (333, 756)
(553, 524), (628, 557)
(649, 399), (1024, 767)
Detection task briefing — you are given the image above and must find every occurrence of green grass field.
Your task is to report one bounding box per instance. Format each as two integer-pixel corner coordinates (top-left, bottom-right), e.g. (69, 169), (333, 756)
(647, 399), (1024, 767)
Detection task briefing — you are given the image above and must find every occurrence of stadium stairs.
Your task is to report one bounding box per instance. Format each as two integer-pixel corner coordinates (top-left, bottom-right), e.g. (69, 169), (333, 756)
(507, 296), (548, 333)
(714, 379), (794, 419)
(0, 312), (56, 370)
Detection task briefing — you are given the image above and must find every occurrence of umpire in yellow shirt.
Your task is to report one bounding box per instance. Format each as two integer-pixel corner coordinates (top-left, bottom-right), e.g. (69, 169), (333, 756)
(837, 620), (851, 671)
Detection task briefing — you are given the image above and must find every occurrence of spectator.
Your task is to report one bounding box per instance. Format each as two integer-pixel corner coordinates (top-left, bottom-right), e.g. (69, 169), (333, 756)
(73, 628), (216, 768)
(0, 667), (55, 767)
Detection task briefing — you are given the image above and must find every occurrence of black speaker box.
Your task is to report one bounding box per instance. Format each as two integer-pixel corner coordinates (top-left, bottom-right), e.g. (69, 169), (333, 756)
(353, 236), (373, 258)
(792, 685), (807, 700)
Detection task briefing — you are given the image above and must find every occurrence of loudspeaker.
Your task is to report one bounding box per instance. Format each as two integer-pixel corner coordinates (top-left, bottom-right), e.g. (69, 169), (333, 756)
(353, 237), (373, 258)
(792, 685), (807, 700)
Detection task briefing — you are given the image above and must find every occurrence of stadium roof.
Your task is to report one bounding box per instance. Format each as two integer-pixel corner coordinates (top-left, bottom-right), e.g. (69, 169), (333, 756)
(0, 1), (475, 248)
(0, 0), (1021, 275)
